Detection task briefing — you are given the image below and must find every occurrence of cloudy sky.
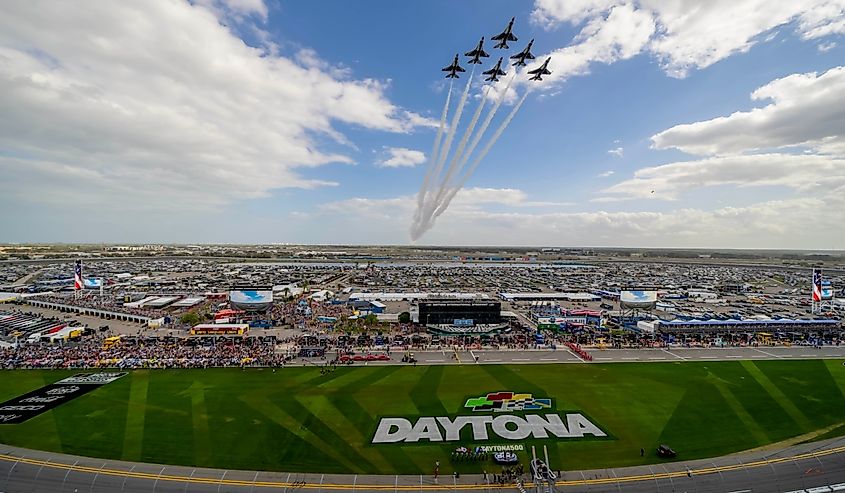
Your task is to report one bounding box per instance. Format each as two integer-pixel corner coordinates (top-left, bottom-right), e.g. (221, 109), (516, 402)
(2, 0), (844, 248)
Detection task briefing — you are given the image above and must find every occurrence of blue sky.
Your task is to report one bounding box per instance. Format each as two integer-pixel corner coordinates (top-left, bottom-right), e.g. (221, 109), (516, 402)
(1, 0), (844, 247)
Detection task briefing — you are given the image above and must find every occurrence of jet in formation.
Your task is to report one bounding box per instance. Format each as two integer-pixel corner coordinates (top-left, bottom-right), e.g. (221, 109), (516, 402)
(510, 39), (535, 67)
(465, 37), (490, 64)
(442, 54), (466, 78)
(482, 57), (506, 82)
(527, 57), (552, 81)
(491, 17), (517, 49)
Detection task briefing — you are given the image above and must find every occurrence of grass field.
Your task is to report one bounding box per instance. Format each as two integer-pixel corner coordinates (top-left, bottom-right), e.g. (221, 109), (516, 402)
(2, 360), (845, 474)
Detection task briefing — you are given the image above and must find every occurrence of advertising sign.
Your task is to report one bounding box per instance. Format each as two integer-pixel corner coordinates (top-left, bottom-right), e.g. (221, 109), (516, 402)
(371, 391), (606, 444)
(821, 280), (834, 300)
(0, 373), (126, 424)
(453, 319), (474, 326)
(619, 290), (657, 309)
(229, 289), (274, 311)
(83, 278), (103, 288)
(190, 324), (248, 335)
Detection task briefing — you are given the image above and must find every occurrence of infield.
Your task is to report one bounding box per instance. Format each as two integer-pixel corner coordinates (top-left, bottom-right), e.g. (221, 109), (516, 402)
(1, 360), (844, 475)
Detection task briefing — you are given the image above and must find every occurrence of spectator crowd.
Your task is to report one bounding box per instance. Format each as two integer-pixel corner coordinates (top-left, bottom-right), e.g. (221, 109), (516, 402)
(0, 338), (290, 369)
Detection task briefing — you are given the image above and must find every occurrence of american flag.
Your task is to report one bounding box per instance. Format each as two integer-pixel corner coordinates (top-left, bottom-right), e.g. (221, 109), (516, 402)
(812, 269), (823, 302)
(74, 260), (83, 290)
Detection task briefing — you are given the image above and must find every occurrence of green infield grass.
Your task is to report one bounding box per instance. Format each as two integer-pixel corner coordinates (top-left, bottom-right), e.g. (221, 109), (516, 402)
(1, 360), (845, 474)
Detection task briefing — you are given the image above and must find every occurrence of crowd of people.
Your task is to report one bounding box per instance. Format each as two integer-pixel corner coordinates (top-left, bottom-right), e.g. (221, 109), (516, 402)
(0, 337), (291, 369)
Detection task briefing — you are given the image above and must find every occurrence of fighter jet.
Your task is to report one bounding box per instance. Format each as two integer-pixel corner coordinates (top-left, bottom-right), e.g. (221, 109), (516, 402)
(442, 54), (466, 79)
(465, 37), (490, 64)
(527, 57), (552, 81)
(482, 57), (506, 82)
(491, 17), (518, 49)
(510, 39), (535, 67)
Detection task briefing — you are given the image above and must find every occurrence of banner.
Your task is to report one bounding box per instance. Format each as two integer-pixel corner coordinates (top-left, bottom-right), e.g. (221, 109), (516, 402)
(0, 372), (126, 424)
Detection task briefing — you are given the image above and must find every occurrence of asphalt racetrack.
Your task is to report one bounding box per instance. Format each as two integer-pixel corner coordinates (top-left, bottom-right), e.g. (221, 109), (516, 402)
(2, 437), (845, 492)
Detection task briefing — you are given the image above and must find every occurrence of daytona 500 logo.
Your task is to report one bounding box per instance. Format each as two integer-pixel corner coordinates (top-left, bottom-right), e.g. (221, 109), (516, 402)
(371, 391), (606, 444)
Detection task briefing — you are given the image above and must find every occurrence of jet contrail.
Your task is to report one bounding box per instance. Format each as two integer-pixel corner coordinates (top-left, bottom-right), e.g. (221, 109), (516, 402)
(413, 87), (530, 240)
(418, 71), (505, 233)
(433, 72), (516, 211)
(413, 80), (453, 223)
(428, 83), (494, 212)
(429, 70), (473, 196)
(433, 89), (530, 220)
(412, 69), (473, 236)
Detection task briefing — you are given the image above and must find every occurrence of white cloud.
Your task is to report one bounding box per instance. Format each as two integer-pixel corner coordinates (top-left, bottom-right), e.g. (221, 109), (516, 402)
(532, 0), (620, 26)
(528, 0), (845, 84)
(643, 0), (820, 77)
(313, 187), (845, 248)
(602, 66), (845, 206)
(818, 41), (838, 52)
(195, 0), (269, 21)
(527, 3), (656, 85)
(377, 147), (426, 168)
(597, 170), (615, 177)
(320, 187), (571, 215)
(797, 1), (845, 40)
(652, 66), (845, 155)
(601, 153), (845, 200)
(0, 1), (432, 211)
(607, 147), (624, 157)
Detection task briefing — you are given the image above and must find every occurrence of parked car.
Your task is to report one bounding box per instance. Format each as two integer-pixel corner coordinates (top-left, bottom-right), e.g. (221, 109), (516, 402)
(657, 444), (677, 458)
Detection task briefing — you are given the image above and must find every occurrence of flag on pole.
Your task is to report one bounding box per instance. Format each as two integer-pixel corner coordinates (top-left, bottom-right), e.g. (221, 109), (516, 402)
(812, 269), (823, 302)
(74, 260), (83, 290)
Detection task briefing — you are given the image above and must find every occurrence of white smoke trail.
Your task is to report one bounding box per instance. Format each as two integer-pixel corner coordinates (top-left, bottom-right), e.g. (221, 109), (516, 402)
(412, 88), (530, 241)
(413, 80), (453, 223)
(428, 83), (493, 213)
(411, 69), (474, 238)
(428, 73), (517, 216)
(433, 89), (530, 220)
(430, 69), (474, 192)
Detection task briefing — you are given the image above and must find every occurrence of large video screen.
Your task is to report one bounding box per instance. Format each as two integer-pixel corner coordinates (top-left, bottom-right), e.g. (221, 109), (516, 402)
(83, 278), (102, 288)
(620, 290), (657, 309)
(821, 281), (834, 300)
(229, 289), (274, 311)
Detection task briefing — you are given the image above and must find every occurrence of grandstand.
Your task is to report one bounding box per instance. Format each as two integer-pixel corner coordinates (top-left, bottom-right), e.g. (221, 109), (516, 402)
(657, 318), (841, 334)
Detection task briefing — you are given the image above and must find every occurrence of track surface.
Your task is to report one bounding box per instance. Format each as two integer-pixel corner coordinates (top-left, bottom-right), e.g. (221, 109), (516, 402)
(311, 345), (845, 366)
(2, 437), (845, 492)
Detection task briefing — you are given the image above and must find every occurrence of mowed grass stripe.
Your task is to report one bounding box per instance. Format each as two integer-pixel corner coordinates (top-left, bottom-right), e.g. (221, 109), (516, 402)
(656, 384), (753, 458)
(706, 371), (770, 445)
(824, 360), (845, 398)
(341, 366), (403, 393)
(188, 381), (212, 466)
(409, 365), (448, 416)
(480, 364), (550, 399)
(331, 367), (417, 472)
(239, 390), (361, 472)
(754, 360), (845, 425)
(334, 395), (418, 472)
(277, 393), (377, 473)
(740, 361), (813, 430)
(121, 370), (149, 461)
(708, 363), (800, 443)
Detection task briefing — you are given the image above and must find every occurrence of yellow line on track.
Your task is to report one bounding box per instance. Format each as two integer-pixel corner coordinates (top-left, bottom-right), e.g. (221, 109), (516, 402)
(2, 444), (845, 490)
